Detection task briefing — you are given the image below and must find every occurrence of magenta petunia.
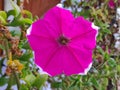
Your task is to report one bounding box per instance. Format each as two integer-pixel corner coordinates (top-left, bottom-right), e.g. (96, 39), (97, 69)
(26, 6), (98, 76)
(108, 0), (115, 9)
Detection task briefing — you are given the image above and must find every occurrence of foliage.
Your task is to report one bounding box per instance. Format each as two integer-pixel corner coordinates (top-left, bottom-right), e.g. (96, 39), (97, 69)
(0, 0), (120, 90)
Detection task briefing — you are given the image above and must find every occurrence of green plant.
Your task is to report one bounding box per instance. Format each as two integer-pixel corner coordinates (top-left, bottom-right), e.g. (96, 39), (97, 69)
(0, 0), (120, 90)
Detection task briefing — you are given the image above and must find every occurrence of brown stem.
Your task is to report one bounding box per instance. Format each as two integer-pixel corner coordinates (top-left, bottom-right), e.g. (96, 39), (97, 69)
(17, 0), (21, 6)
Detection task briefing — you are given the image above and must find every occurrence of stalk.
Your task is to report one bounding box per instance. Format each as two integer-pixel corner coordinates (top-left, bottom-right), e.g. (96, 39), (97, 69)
(13, 71), (20, 90)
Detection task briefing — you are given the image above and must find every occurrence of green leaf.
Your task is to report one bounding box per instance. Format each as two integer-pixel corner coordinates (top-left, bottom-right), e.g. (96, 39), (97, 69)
(0, 11), (7, 25)
(90, 77), (99, 89)
(21, 18), (33, 24)
(0, 11), (7, 20)
(108, 58), (116, 68)
(99, 78), (108, 90)
(51, 82), (62, 88)
(32, 74), (48, 89)
(0, 16), (6, 24)
(102, 78), (108, 88)
(8, 18), (33, 26)
(79, 10), (90, 18)
(117, 65), (120, 72)
(7, 19), (23, 26)
(20, 84), (29, 90)
(70, 80), (79, 88)
(104, 52), (110, 61)
(24, 74), (36, 85)
(19, 51), (33, 61)
(97, 46), (104, 55)
(7, 10), (17, 17)
(21, 41), (31, 49)
(0, 77), (8, 86)
(102, 29), (111, 34)
(10, 0), (21, 16)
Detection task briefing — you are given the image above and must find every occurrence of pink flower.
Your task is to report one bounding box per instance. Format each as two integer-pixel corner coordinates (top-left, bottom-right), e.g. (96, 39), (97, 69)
(27, 7), (98, 76)
(108, 0), (115, 9)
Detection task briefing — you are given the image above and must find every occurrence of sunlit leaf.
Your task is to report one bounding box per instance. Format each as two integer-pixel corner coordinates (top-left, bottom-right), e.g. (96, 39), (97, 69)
(0, 11), (7, 20)
(24, 74), (36, 85)
(0, 11), (7, 25)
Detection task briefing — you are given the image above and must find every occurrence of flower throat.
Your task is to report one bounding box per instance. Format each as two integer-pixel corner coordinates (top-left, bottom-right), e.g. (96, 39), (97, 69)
(58, 36), (69, 45)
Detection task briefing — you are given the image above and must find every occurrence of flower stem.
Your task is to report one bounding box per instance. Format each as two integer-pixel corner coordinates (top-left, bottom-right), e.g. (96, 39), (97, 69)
(6, 74), (13, 90)
(13, 71), (20, 90)
(3, 38), (12, 90)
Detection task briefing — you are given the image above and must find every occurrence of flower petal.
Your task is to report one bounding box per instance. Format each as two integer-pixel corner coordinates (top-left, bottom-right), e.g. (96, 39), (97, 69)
(44, 6), (74, 34)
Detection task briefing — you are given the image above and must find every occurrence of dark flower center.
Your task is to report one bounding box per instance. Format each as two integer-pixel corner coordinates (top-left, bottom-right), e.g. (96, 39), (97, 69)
(58, 36), (69, 45)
